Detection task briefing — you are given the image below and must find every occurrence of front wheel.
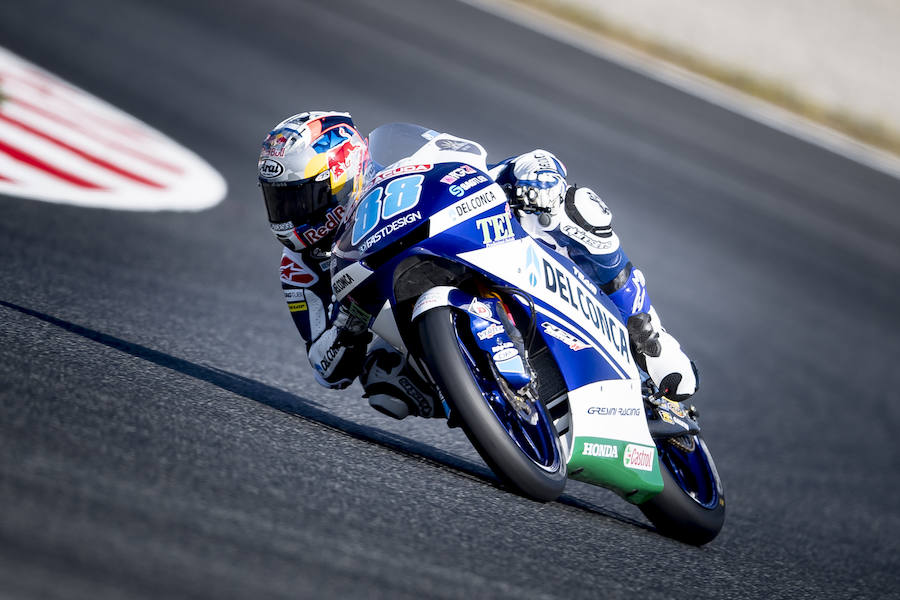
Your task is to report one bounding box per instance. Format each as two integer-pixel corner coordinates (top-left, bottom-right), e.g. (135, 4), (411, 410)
(416, 306), (567, 501)
(639, 435), (725, 545)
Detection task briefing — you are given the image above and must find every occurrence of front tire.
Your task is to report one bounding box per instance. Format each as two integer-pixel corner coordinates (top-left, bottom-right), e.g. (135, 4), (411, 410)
(417, 306), (567, 501)
(639, 436), (725, 545)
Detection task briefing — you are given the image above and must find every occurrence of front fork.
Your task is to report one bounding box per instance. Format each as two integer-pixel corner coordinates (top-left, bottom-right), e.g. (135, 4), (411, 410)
(466, 294), (542, 425)
(411, 286), (538, 419)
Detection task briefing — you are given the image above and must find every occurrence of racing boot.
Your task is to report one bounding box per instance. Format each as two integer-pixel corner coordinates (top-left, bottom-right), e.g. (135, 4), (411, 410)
(626, 306), (698, 402)
(360, 339), (443, 420)
(600, 262), (698, 402)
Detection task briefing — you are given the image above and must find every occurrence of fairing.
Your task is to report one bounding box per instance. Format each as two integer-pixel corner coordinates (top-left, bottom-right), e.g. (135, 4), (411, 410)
(330, 123), (665, 501)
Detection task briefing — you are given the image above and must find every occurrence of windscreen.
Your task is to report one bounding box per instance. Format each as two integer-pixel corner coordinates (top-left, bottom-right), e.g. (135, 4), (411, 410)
(364, 123), (438, 179)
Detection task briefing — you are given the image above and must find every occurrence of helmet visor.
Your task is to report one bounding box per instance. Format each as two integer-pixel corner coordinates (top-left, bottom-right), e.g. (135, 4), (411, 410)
(261, 177), (331, 225)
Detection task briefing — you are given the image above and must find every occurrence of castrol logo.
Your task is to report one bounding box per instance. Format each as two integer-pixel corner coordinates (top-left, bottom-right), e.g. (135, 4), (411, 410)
(623, 444), (655, 472)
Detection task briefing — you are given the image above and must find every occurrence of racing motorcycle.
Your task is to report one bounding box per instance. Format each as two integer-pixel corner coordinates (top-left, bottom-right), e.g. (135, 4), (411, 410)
(329, 123), (725, 545)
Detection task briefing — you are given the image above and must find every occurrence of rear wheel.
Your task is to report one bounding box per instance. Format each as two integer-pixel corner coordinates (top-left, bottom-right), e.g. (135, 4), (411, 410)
(416, 306), (566, 501)
(639, 435), (725, 545)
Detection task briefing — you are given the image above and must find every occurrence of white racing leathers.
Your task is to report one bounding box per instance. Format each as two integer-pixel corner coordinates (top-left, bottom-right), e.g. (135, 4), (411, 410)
(278, 246), (368, 389)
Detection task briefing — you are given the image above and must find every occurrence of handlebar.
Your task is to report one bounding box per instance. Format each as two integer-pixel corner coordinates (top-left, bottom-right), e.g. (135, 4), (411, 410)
(502, 184), (553, 215)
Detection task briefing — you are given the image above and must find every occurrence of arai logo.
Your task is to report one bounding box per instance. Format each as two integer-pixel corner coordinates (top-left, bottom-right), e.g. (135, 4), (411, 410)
(259, 158), (284, 179)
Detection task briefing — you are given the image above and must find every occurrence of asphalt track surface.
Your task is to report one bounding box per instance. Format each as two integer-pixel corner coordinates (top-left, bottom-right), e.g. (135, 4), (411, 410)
(1, 1), (899, 598)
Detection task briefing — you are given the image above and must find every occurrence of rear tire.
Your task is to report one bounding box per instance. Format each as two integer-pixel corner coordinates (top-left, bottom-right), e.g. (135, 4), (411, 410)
(638, 436), (725, 545)
(417, 307), (566, 501)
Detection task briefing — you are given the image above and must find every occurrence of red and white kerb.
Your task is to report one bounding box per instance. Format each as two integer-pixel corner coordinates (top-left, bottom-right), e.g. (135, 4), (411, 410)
(0, 46), (226, 211)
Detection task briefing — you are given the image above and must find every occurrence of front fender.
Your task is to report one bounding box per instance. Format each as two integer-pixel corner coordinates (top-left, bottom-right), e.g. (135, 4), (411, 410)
(411, 286), (474, 321)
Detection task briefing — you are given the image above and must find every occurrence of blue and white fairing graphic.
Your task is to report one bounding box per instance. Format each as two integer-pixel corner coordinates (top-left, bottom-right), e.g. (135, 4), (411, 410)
(459, 237), (639, 389)
(331, 123), (637, 391)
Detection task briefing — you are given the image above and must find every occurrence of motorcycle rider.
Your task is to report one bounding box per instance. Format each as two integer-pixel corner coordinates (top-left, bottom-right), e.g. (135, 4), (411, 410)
(258, 111), (698, 420)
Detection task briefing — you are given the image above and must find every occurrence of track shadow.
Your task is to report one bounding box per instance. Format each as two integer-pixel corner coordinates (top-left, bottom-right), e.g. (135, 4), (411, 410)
(0, 300), (493, 477)
(1, 298), (650, 531)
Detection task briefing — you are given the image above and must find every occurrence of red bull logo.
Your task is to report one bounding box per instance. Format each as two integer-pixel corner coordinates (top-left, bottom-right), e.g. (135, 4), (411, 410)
(262, 132), (290, 157)
(329, 136), (361, 180)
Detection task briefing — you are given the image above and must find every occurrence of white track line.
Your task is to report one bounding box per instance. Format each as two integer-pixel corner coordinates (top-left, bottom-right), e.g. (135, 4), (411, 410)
(0, 46), (226, 211)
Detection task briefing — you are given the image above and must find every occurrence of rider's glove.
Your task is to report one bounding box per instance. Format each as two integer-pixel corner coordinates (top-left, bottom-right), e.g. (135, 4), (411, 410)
(307, 303), (371, 389)
(332, 302), (368, 342)
(512, 150), (567, 214)
(627, 311), (698, 402)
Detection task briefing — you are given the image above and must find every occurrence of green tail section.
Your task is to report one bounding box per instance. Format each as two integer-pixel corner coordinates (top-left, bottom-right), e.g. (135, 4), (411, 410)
(568, 437), (664, 504)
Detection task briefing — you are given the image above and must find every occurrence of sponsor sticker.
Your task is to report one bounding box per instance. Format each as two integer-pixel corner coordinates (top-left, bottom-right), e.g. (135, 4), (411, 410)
(258, 158), (284, 179)
(476, 323), (504, 340)
(429, 186), (507, 236)
(316, 344), (342, 377)
(270, 221), (295, 233)
(537, 256), (631, 362)
(468, 298), (495, 321)
(540, 321), (591, 351)
(262, 130), (291, 158)
(448, 175), (488, 197)
(475, 212), (515, 246)
(358, 210), (422, 252)
(280, 254), (318, 286)
(524, 245), (540, 288)
(331, 262), (374, 302)
(440, 164), (475, 184)
(288, 301), (308, 313)
(560, 225), (615, 252)
(332, 272), (355, 294)
(492, 347), (519, 362)
(582, 442), (618, 458)
(283, 288), (306, 301)
(412, 287), (451, 319)
(586, 406), (642, 417)
(346, 300), (372, 324)
(666, 400), (688, 418)
(623, 444), (655, 472)
(586, 189), (611, 215)
(327, 130), (362, 180)
(298, 205), (345, 247)
(435, 138), (480, 154)
(398, 376), (432, 417)
(371, 163), (432, 186)
(452, 188), (500, 220)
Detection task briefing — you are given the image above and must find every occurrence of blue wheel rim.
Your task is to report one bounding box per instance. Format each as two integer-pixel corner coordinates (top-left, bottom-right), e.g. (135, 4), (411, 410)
(657, 438), (720, 510)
